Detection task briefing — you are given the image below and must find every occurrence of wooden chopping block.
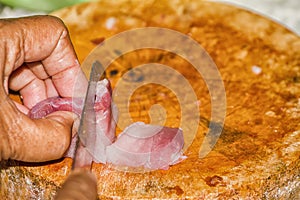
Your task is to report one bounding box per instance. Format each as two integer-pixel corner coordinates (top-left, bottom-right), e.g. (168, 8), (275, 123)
(1, 0), (300, 199)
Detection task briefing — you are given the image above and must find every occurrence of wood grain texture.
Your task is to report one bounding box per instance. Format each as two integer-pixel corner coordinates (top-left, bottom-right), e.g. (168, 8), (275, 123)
(1, 0), (300, 199)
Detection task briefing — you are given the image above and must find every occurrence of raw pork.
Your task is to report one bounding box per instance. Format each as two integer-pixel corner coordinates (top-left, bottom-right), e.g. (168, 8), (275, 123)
(28, 79), (185, 170)
(106, 122), (185, 170)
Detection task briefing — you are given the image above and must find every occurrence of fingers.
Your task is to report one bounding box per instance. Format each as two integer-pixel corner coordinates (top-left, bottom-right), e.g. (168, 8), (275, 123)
(9, 64), (59, 108)
(18, 15), (88, 97)
(26, 61), (49, 80)
(0, 16), (88, 163)
(0, 15), (87, 98)
(26, 62), (60, 97)
(55, 170), (97, 200)
(9, 65), (47, 108)
(0, 98), (75, 162)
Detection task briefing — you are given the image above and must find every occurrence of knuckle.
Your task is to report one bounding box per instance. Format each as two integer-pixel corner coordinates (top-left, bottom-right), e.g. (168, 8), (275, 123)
(46, 15), (69, 35)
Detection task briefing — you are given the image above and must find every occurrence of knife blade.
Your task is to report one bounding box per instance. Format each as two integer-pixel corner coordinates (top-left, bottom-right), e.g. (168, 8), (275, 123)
(72, 61), (104, 170)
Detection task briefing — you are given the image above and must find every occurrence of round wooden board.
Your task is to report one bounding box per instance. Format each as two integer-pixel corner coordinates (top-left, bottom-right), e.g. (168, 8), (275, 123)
(1, 0), (300, 199)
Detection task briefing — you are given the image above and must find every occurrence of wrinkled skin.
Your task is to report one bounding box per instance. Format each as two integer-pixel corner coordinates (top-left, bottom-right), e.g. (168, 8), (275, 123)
(0, 16), (96, 199)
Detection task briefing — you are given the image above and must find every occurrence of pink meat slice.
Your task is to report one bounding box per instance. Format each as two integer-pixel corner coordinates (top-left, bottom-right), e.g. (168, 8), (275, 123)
(29, 79), (115, 162)
(92, 80), (117, 163)
(29, 96), (83, 118)
(106, 122), (186, 170)
(28, 79), (185, 170)
(29, 96), (83, 158)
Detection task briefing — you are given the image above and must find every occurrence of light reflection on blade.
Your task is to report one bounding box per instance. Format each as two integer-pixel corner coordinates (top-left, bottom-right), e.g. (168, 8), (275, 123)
(72, 61), (104, 170)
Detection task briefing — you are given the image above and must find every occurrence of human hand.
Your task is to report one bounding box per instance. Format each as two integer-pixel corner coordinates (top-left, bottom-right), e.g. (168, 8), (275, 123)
(0, 15), (87, 162)
(55, 169), (98, 200)
(0, 15), (98, 199)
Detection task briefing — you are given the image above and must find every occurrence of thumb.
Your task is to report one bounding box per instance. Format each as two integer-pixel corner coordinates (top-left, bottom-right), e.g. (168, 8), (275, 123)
(0, 97), (75, 162)
(55, 170), (98, 200)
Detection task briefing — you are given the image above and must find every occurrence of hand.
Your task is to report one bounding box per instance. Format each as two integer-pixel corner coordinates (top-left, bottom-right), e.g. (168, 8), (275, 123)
(0, 15), (98, 199)
(55, 169), (98, 200)
(0, 15), (87, 162)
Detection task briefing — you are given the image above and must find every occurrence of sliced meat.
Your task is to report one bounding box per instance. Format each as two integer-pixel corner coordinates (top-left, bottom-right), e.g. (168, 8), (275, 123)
(29, 96), (83, 157)
(29, 79), (116, 161)
(28, 79), (186, 170)
(92, 79), (117, 163)
(28, 96), (83, 118)
(106, 122), (186, 170)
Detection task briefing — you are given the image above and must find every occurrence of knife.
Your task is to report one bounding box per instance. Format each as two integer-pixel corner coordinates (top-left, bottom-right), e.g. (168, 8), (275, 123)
(72, 61), (104, 170)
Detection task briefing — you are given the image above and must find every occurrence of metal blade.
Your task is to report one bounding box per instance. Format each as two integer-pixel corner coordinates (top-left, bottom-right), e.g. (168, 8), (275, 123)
(72, 61), (104, 169)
